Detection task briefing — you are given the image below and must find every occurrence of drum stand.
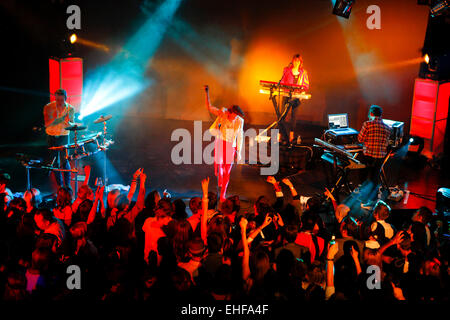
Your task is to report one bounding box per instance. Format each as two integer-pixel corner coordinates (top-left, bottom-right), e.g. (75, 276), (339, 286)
(101, 119), (108, 186)
(72, 129), (80, 197)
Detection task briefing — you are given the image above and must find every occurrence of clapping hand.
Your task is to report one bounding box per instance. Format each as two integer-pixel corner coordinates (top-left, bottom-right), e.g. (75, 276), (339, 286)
(95, 185), (105, 198)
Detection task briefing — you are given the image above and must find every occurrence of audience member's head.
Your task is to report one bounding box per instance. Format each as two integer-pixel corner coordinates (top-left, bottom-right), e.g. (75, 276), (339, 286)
(186, 238), (205, 260)
(373, 200), (390, 221)
(155, 198), (174, 219)
(173, 199), (188, 220)
(340, 216), (358, 238)
(306, 195), (322, 212)
(107, 189), (121, 209)
(284, 224), (299, 243)
(76, 199), (94, 222)
(70, 221), (88, 240)
(189, 197), (202, 215)
(23, 188), (41, 208)
(56, 186), (73, 208)
(34, 208), (55, 231)
(412, 206), (433, 225)
(77, 184), (93, 201)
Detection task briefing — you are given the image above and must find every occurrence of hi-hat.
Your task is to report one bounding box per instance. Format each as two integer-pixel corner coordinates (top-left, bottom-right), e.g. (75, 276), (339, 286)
(65, 124), (87, 131)
(94, 115), (112, 124)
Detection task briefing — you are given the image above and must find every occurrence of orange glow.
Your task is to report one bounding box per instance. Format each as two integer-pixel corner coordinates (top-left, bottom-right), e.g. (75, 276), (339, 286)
(424, 54), (430, 64)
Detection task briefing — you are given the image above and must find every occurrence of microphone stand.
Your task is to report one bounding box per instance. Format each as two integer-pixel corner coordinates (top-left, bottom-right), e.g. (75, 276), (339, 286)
(277, 66), (290, 143)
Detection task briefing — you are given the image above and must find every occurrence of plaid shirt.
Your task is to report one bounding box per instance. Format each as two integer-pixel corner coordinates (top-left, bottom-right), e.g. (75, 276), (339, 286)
(358, 117), (391, 158)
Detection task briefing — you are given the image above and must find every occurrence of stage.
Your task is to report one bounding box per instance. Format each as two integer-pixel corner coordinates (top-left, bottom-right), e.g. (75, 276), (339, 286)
(2, 117), (445, 217)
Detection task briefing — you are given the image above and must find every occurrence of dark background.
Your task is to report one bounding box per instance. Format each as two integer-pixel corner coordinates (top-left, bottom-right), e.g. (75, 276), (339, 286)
(1, 0), (444, 145)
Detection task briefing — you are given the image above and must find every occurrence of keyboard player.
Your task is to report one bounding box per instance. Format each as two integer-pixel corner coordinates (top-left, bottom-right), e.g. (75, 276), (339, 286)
(273, 54), (310, 144)
(358, 105), (391, 186)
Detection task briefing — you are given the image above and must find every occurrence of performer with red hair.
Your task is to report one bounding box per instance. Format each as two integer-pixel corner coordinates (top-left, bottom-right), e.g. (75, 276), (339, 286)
(204, 85), (244, 203)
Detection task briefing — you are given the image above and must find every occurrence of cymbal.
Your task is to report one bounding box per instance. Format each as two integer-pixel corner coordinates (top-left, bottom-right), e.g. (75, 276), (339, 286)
(94, 115), (112, 124)
(65, 124), (87, 131)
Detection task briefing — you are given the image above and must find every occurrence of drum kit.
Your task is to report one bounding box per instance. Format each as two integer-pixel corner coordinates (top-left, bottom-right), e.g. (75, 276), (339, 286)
(21, 115), (114, 196)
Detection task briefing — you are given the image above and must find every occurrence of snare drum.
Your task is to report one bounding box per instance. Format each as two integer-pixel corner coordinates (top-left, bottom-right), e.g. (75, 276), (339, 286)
(67, 132), (103, 160)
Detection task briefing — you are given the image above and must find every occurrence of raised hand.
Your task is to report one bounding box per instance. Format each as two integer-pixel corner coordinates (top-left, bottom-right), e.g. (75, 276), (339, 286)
(133, 168), (143, 180)
(281, 178), (293, 188)
(327, 242), (339, 260)
(274, 213), (284, 227)
(324, 188), (335, 201)
(266, 176), (277, 185)
(99, 185), (105, 198)
(262, 214), (273, 227)
(140, 172), (147, 184)
(392, 231), (406, 245)
(350, 246), (359, 260)
(201, 177), (210, 196)
(240, 217), (248, 231)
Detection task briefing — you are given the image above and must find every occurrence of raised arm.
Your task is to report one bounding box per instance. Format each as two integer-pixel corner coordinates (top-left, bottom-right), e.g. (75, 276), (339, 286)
(129, 171), (147, 222)
(204, 85), (220, 116)
(325, 242), (338, 300)
(267, 176), (284, 210)
(240, 217), (251, 282)
(378, 230), (405, 257)
(247, 214), (272, 244)
(201, 177), (210, 244)
(83, 165), (91, 186)
(282, 178), (298, 198)
(87, 186), (104, 225)
(350, 246), (362, 275)
(127, 168), (142, 203)
(324, 188), (338, 212)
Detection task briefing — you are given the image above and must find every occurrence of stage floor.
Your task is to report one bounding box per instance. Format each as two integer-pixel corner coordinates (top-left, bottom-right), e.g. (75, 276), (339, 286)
(1, 117), (447, 215)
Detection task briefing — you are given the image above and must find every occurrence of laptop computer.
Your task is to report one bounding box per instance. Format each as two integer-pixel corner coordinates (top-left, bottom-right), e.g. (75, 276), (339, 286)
(328, 113), (349, 130)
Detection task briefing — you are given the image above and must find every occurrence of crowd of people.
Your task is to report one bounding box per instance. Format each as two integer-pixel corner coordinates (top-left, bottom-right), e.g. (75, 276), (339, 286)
(0, 166), (448, 302)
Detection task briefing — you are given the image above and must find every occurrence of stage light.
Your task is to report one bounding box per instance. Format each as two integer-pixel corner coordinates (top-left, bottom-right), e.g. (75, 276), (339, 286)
(70, 33), (77, 44)
(332, 0), (355, 19)
(430, 0), (449, 17)
(79, 0), (182, 119)
(424, 53), (430, 64)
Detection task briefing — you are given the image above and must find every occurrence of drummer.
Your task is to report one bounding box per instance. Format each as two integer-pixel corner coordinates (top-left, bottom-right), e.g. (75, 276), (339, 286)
(43, 89), (75, 187)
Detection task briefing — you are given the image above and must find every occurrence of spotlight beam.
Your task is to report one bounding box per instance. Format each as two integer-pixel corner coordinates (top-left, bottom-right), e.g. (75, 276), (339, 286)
(79, 0), (182, 119)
